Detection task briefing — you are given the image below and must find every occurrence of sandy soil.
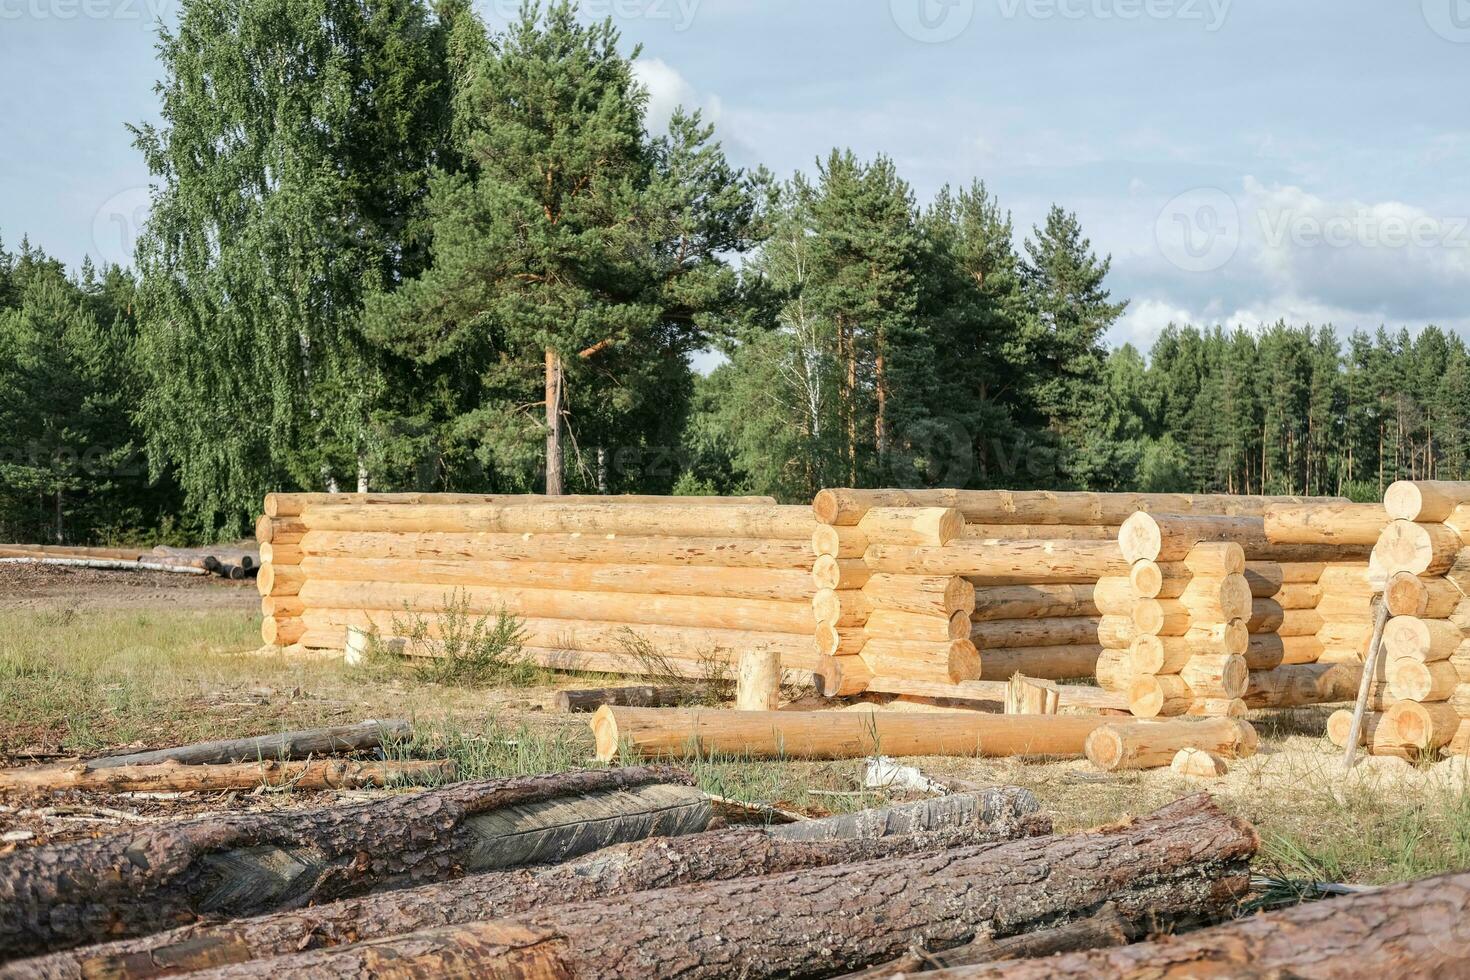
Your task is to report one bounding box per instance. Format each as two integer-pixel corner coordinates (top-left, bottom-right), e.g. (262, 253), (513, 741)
(0, 563), (260, 612)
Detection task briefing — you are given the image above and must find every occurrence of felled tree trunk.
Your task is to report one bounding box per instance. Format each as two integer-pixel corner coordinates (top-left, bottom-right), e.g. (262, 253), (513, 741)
(914, 864), (1470, 978)
(553, 686), (691, 712)
(0, 758), (449, 795)
(11, 813), (1052, 979)
(81, 721), (411, 768)
(768, 788), (1038, 841)
(0, 766), (698, 960)
(191, 794), (1255, 979)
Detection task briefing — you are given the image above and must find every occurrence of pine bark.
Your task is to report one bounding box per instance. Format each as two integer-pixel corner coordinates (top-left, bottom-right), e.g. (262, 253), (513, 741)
(918, 865), (1470, 978)
(0, 766), (696, 960)
(8, 816), (1052, 980)
(186, 794), (1255, 979)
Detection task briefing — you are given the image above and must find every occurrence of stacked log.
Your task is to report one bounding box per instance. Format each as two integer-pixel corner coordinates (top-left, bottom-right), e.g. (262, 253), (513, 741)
(1345, 482), (1470, 757)
(257, 493), (829, 684)
(1115, 527), (1251, 718)
(814, 489), (1336, 702)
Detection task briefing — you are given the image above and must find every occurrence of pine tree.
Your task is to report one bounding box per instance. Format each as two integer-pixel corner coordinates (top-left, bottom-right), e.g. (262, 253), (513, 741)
(370, 2), (756, 494)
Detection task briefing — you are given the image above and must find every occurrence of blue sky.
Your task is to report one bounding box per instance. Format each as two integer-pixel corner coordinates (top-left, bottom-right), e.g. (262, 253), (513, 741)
(3, 0), (1468, 353)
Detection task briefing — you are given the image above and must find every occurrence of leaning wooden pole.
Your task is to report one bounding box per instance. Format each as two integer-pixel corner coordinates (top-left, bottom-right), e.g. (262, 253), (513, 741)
(169, 795), (1255, 979)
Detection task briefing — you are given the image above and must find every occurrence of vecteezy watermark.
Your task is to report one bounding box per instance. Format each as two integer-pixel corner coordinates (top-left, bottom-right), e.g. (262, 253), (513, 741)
(1423, 0), (1470, 42)
(1155, 187), (1241, 273)
(890, 0), (975, 43)
(479, 0), (701, 31)
(1258, 210), (1470, 251)
(997, 0), (1231, 31)
(92, 187), (151, 269)
(0, 0), (172, 19)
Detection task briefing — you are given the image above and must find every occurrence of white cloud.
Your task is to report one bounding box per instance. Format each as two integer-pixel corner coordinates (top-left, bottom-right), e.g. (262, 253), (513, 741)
(633, 57), (722, 134)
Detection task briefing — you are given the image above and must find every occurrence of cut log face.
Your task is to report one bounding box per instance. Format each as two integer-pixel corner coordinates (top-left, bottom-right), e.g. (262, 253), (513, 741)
(157, 795), (1256, 980)
(1171, 747), (1229, 778)
(1086, 718), (1258, 771)
(0, 767), (701, 959)
(1382, 616), (1463, 662)
(1384, 480), (1470, 523)
(1385, 572), (1463, 618)
(1378, 520), (1464, 576)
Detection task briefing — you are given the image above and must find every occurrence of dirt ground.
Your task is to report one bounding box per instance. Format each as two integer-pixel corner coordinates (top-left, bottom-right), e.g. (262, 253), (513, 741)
(0, 563), (261, 612)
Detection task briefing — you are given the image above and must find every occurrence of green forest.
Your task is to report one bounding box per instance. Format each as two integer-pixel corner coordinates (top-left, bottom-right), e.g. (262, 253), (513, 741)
(1, 0), (1462, 543)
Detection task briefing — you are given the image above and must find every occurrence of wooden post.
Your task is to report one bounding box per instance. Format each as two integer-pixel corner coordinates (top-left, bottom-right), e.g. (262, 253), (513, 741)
(735, 649), (782, 711)
(1005, 674), (1060, 715)
(1342, 597), (1389, 771)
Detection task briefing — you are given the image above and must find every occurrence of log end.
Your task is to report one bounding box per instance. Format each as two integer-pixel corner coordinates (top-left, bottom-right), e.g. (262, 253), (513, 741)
(1383, 480), (1425, 522)
(1171, 747), (1228, 778)
(1119, 513), (1163, 565)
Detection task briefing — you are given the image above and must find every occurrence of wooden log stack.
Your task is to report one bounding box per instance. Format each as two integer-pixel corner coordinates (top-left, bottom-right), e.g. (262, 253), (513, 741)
(1338, 482), (1470, 758)
(256, 492), (828, 685)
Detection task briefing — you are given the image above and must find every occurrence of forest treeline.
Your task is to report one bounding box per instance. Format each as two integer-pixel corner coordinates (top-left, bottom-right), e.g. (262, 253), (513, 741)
(1, 0), (1461, 542)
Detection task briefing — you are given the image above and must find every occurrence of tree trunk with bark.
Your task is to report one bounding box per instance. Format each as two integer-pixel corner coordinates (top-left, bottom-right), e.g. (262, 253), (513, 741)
(187, 794), (1255, 979)
(0, 759), (449, 795)
(9, 814), (1052, 980)
(0, 767), (697, 960)
(80, 721), (412, 769)
(915, 865), (1470, 978)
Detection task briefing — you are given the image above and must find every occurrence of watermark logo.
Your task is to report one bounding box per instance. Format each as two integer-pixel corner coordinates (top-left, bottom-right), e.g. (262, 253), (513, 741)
(1155, 187), (1241, 273)
(890, 0), (975, 43)
(0, 0), (173, 20)
(996, 0), (1231, 31)
(91, 187), (150, 269)
(1423, 0), (1470, 42)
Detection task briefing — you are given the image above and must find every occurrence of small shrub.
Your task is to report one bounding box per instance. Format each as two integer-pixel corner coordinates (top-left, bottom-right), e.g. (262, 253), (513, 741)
(392, 591), (539, 687)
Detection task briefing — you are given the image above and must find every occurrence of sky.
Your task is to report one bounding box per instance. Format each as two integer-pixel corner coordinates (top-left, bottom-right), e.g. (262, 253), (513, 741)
(2, 0), (1469, 355)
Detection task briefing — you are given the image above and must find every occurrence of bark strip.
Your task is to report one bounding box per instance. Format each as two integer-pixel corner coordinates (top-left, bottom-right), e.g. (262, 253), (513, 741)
(0, 766), (695, 960)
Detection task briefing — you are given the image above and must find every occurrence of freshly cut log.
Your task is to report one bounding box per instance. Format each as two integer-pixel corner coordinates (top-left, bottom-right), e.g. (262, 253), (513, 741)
(260, 595), (304, 618)
(1326, 707), (1389, 748)
(1279, 634), (1326, 665)
(1006, 674), (1060, 714)
(865, 540), (1126, 581)
(813, 589), (870, 627)
(928, 864), (1470, 979)
(265, 491), (776, 518)
(303, 530), (814, 569)
(593, 706), (1108, 761)
(864, 574), (975, 616)
(80, 721), (411, 769)
(1119, 513), (1263, 564)
(1095, 647), (1134, 693)
(297, 557), (816, 603)
(1097, 615), (1136, 648)
(1263, 502), (1389, 545)
(257, 542), (301, 565)
(1179, 653), (1249, 699)
(1183, 542), (1247, 576)
(0, 767), (701, 958)
(856, 506), (963, 546)
(816, 654), (873, 698)
(1186, 698), (1247, 718)
(860, 676), (1127, 712)
(175, 795), (1255, 980)
(1131, 625), (1247, 674)
(811, 555), (870, 591)
(1274, 581), (1322, 609)
(1381, 700), (1459, 749)
(1128, 674), (1193, 718)
(1091, 578), (1133, 615)
(1376, 519), (1463, 576)
(1276, 609), (1324, 637)
(813, 486), (1323, 524)
(300, 502), (818, 541)
(1278, 561), (1328, 583)
(255, 563), (304, 597)
(816, 623), (867, 657)
(298, 584), (814, 634)
(969, 617), (1102, 650)
(1384, 571), (1463, 618)
(1177, 574), (1253, 622)
(865, 608), (968, 643)
(1130, 598), (1190, 637)
(1384, 479), (1470, 522)
(0, 758), (450, 795)
(1245, 663), (1355, 708)
(977, 645), (1102, 681)
(304, 612), (817, 666)
(735, 649), (782, 711)
(1171, 747), (1229, 777)
(811, 525), (868, 559)
(21, 810), (1051, 980)
(1085, 717), (1258, 771)
(1126, 560), (1178, 599)
(554, 687), (692, 712)
(254, 516), (305, 545)
(972, 583), (1099, 621)
(1382, 616), (1462, 662)
(1248, 597), (1285, 633)
(959, 523), (1114, 540)
(1243, 634), (1286, 671)
(261, 617), (304, 646)
(859, 639), (981, 685)
(1386, 659), (1458, 702)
